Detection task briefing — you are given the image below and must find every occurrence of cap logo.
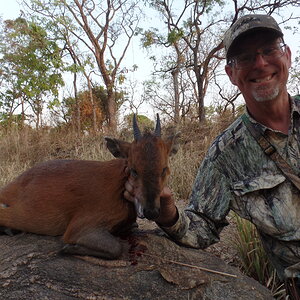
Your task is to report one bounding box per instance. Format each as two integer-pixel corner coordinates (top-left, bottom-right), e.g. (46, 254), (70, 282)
(232, 16), (260, 33)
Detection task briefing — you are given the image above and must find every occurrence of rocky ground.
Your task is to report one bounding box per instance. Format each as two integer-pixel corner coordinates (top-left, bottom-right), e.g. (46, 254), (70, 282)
(0, 224), (273, 300)
(137, 198), (241, 267)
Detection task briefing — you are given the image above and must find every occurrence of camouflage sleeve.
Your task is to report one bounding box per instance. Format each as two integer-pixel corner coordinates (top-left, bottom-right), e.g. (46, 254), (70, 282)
(159, 152), (231, 249)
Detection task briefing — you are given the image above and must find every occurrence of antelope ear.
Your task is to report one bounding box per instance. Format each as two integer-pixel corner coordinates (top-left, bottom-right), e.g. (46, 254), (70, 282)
(165, 132), (180, 156)
(105, 137), (131, 158)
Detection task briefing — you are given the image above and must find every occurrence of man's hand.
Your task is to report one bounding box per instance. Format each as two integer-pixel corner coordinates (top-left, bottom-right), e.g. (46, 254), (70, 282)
(124, 175), (135, 203)
(124, 174), (179, 227)
(154, 186), (179, 227)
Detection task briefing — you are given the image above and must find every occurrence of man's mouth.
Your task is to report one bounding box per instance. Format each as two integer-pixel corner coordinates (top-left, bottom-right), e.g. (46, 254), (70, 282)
(251, 73), (275, 83)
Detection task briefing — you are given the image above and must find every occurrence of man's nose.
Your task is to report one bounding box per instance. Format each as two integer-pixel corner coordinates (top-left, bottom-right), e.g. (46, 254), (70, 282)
(253, 53), (269, 68)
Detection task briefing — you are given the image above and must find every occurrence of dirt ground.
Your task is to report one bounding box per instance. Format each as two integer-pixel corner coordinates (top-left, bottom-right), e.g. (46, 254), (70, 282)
(136, 198), (240, 268)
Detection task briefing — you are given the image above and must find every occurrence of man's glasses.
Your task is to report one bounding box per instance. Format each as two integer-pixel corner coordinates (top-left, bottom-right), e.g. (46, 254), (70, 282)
(228, 42), (287, 70)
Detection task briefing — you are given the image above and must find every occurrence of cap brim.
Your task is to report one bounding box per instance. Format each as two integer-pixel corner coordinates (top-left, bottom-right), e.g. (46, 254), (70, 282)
(226, 27), (283, 59)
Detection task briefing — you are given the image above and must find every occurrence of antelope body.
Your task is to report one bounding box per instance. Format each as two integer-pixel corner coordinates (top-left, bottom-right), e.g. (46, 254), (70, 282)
(0, 115), (178, 259)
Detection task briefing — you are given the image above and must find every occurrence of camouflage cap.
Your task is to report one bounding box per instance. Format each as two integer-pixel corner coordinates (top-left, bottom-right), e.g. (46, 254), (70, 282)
(224, 14), (283, 58)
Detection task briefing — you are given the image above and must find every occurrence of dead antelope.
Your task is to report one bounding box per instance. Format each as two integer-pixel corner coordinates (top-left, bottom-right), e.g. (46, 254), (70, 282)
(0, 115), (178, 259)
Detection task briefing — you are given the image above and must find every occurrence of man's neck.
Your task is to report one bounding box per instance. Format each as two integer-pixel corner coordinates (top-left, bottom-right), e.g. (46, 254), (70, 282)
(247, 94), (291, 134)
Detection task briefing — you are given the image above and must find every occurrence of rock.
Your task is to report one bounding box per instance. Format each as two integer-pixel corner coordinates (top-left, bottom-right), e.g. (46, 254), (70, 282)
(0, 228), (274, 300)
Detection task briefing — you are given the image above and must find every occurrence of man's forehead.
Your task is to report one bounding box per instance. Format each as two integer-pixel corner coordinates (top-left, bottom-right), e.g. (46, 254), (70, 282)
(229, 31), (280, 55)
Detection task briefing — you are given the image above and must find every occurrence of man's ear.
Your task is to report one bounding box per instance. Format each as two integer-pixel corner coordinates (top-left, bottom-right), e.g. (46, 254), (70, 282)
(286, 45), (292, 69)
(225, 64), (238, 86)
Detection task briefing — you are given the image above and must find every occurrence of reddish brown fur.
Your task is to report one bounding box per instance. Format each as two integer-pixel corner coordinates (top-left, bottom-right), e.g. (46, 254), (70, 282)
(0, 131), (178, 259)
(128, 134), (173, 219)
(0, 159), (135, 239)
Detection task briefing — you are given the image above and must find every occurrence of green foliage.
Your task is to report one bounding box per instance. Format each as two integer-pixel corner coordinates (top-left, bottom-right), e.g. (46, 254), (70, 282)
(0, 17), (65, 127)
(61, 85), (126, 131)
(65, 64), (85, 74)
(124, 113), (155, 131)
(141, 28), (161, 48)
(142, 26), (184, 48)
(0, 112), (23, 130)
(167, 29), (184, 45)
(234, 214), (271, 283)
(92, 85), (126, 115)
(203, 0), (225, 13)
(118, 74), (126, 85)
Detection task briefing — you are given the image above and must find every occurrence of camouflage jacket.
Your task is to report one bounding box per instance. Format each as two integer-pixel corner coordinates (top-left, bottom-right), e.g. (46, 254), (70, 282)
(161, 95), (300, 281)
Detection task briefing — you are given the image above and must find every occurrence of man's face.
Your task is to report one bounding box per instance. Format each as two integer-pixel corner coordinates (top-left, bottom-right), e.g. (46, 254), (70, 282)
(225, 32), (291, 104)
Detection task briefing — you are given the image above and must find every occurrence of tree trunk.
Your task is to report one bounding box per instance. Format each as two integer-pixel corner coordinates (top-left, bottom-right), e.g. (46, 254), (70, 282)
(107, 87), (117, 131)
(87, 77), (97, 133)
(73, 72), (81, 134)
(21, 96), (25, 129)
(194, 64), (206, 123)
(171, 68), (180, 124)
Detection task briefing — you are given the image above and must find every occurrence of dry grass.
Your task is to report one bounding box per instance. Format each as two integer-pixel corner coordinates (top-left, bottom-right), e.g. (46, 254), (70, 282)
(0, 114), (234, 195)
(234, 214), (285, 299)
(0, 127), (113, 186)
(167, 113), (236, 200)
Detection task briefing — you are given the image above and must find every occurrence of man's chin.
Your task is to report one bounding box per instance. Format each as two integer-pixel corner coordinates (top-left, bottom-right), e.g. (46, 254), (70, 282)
(252, 87), (279, 103)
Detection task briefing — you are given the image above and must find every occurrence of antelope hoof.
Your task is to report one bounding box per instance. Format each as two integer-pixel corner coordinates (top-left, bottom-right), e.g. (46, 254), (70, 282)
(60, 243), (122, 259)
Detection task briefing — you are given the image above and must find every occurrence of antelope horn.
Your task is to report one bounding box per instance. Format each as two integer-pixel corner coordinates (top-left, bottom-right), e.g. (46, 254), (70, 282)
(154, 113), (161, 137)
(133, 113), (142, 141)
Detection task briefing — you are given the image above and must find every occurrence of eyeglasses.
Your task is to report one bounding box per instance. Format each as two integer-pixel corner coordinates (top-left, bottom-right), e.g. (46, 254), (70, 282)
(228, 42), (287, 70)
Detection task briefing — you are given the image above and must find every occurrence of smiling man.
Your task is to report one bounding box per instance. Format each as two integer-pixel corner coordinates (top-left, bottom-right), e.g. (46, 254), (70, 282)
(125, 14), (300, 299)
(224, 16), (292, 135)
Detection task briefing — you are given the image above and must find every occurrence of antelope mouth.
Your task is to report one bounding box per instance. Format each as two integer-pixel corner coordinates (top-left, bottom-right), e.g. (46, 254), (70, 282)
(134, 198), (145, 219)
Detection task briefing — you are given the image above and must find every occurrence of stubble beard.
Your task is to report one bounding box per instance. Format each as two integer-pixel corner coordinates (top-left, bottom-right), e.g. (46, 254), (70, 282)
(252, 84), (280, 103)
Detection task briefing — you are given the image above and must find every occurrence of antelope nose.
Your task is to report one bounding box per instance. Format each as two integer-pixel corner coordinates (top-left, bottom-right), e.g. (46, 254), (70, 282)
(143, 208), (160, 220)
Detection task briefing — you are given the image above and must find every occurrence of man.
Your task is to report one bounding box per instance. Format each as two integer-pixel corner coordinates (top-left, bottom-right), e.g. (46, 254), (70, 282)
(125, 14), (300, 299)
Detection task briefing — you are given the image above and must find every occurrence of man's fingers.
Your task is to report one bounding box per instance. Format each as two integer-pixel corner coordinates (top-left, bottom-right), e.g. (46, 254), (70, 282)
(125, 180), (133, 193)
(124, 190), (134, 202)
(124, 166), (130, 176)
(160, 186), (172, 199)
(124, 180), (135, 202)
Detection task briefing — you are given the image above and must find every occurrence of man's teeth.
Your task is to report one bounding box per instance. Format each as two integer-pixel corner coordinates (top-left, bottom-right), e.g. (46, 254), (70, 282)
(254, 75), (272, 83)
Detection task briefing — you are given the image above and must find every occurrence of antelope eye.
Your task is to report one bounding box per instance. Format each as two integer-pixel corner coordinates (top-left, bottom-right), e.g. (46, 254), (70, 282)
(161, 167), (168, 177)
(130, 168), (138, 178)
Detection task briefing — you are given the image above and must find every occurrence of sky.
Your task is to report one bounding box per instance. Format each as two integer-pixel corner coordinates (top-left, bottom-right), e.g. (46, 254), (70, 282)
(0, 0), (20, 19)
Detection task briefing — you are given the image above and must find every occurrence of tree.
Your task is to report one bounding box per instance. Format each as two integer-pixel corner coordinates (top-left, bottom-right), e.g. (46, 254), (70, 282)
(142, 0), (225, 123)
(124, 113), (154, 131)
(142, 72), (195, 123)
(142, 12), (190, 124)
(0, 17), (64, 129)
(142, 0), (300, 124)
(55, 85), (125, 132)
(25, 0), (142, 131)
(289, 53), (300, 95)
